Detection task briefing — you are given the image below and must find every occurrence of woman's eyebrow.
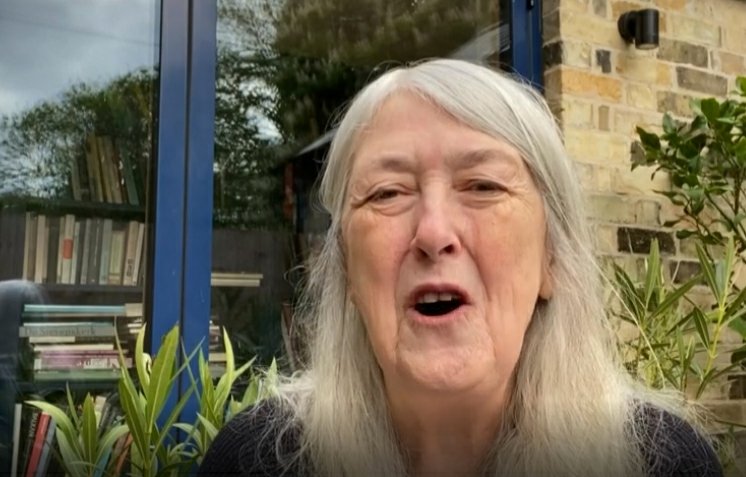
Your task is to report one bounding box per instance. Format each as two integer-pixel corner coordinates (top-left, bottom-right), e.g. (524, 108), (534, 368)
(447, 148), (521, 170)
(360, 155), (416, 174)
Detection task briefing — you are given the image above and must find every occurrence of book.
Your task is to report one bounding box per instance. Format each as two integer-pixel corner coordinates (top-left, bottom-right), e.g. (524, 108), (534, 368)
(34, 416), (56, 477)
(60, 214), (75, 284)
(24, 412), (50, 477)
(33, 214), (46, 283)
(19, 405), (41, 477)
(87, 218), (102, 285)
(32, 342), (115, 352)
(79, 218), (92, 284)
(19, 322), (117, 338)
(34, 351), (130, 371)
(131, 222), (145, 286)
(46, 215), (60, 284)
(99, 218), (113, 284)
(10, 403), (22, 477)
(123, 221), (140, 285)
(85, 135), (103, 202)
(24, 304), (129, 316)
(69, 218), (82, 284)
(108, 224), (126, 285)
(22, 212), (37, 280)
(34, 369), (120, 382)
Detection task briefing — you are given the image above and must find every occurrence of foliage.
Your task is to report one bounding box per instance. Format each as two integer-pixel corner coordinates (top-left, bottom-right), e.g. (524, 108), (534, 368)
(26, 391), (129, 477)
(612, 238), (746, 401)
(176, 327), (278, 465)
(634, 77), (746, 252)
(26, 324), (277, 477)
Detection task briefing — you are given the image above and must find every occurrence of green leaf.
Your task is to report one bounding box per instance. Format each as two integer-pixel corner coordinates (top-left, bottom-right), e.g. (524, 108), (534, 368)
(145, 324), (180, 435)
(728, 316), (746, 338)
(692, 308), (710, 348)
(700, 98), (720, 123)
(736, 76), (746, 95)
(638, 127), (661, 150)
(94, 424), (129, 470)
(662, 113), (677, 135)
(118, 375), (148, 469)
(696, 244), (721, 302)
(25, 400), (79, 454)
(80, 394), (98, 463)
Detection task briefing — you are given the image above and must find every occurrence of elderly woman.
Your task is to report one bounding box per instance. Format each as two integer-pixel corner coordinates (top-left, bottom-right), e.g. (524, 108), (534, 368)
(198, 59), (721, 476)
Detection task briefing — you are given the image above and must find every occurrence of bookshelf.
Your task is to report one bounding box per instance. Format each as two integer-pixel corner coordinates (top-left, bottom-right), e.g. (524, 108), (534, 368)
(0, 132), (149, 475)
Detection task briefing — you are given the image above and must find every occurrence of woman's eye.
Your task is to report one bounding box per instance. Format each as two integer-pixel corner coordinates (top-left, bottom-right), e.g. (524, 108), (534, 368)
(467, 181), (504, 193)
(369, 189), (400, 202)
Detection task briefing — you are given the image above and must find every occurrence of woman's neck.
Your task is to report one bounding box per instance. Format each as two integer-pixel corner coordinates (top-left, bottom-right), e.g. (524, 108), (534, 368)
(386, 381), (509, 476)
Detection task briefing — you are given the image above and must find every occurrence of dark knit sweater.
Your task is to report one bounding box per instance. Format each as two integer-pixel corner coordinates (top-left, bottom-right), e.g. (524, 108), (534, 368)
(197, 402), (722, 476)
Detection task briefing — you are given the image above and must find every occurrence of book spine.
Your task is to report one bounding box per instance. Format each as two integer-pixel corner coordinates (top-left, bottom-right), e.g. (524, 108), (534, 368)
(71, 219), (83, 284)
(20, 323), (117, 338)
(10, 403), (22, 477)
(22, 212), (36, 280)
(131, 222), (145, 286)
(85, 135), (103, 202)
(87, 218), (102, 285)
(123, 221), (139, 285)
(108, 225), (126, 285)
(98, 218), (113, 285)
(79, 218), (92, 284)
(60, 214), (75, 284)
(46, 216), (59, 284)
(19, 406), (40, 477)
(34, 352), (129, 370)
(24, 412), (50, 477)
(33, 215), (46, 283)
(34, 417), (56, 477)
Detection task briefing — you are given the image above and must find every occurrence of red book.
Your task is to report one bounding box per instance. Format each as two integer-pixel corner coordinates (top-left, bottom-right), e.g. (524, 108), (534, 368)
(24, 412), (50, 477)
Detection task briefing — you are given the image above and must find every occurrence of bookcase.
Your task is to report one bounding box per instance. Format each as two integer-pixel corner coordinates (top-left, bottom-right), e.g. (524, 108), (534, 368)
(0, 132), (149, 475)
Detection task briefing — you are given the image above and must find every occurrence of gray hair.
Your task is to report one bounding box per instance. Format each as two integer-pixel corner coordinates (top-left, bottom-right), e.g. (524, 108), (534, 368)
(275, 59), (687, 476)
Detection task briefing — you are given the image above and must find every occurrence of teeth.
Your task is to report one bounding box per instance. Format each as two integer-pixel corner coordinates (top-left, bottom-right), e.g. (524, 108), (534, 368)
(416, 292), (460, 304)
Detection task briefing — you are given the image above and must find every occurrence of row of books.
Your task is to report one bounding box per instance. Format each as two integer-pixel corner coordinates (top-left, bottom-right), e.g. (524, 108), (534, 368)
(20, 303), (143, 382)
(21, 213), (146, 286)
(10, 394), (132, 477)
(73, 134), (143, 205)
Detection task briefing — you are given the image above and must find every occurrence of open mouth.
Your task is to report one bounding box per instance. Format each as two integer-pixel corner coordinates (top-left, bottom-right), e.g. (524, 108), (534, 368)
(413, 292), (465, 317)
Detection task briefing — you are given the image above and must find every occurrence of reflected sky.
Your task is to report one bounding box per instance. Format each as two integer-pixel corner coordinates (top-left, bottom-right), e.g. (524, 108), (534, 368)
(0, 0), (158, 116)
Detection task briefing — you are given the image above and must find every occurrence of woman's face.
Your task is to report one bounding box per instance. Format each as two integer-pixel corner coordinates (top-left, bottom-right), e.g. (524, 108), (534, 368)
(342, 92), (553, 396)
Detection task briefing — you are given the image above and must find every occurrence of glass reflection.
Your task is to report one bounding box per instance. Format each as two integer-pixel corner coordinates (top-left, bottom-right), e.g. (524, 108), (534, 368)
(212, 0), (511, 370)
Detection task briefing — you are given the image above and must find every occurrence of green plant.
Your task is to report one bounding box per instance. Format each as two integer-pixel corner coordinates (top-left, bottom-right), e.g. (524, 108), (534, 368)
(26, 324), (277, 476)
(27, 391), (129, 477)
(176, 328), (279, 464)
(114, 324), (200, 476)
(634, 77), (746, 252)
(612, 238), (746, 400)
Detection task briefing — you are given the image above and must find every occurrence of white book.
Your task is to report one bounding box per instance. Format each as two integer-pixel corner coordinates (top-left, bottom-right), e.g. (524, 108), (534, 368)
(123, 221), (139, 285)
(69, 219), (81, 284)
(10, 403), (22, 477)
(98, 218), (113, 284)
(34, 214), (47, 283)
(131, 222), (145, 286)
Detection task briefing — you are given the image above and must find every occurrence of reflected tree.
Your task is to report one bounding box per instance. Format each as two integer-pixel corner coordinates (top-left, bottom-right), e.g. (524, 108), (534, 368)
(0, 69), (153, 199)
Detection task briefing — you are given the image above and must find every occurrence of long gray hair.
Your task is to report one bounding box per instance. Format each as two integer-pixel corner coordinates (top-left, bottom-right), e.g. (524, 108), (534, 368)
(273, 59), (688, 476)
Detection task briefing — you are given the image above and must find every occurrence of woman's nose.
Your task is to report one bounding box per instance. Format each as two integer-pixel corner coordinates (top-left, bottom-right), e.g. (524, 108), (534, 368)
(409, 198), (462, 261)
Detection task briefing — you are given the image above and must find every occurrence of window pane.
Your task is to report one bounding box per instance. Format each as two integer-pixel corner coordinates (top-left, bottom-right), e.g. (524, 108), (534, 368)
(211, 0), (511, 371)
(0, 1), (159, 472)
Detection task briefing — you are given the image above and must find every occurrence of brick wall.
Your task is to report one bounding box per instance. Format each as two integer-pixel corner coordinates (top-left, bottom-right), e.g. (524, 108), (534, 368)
(543, 0), (746, 278)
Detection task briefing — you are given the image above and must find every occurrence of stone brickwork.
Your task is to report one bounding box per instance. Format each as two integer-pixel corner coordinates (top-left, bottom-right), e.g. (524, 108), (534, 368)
(543, 0), (746, 277)
(543, 2), (746, 464)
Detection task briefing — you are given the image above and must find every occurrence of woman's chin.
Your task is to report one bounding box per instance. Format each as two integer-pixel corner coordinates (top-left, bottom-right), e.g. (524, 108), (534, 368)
(396, 349), (492, 394)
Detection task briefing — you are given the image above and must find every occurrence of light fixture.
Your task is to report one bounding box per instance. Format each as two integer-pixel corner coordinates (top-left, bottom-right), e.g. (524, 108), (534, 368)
(617, 9), (660, 50)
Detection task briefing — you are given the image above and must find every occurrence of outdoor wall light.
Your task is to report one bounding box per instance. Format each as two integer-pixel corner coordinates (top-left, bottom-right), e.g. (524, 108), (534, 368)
(617, 9), (660, 50)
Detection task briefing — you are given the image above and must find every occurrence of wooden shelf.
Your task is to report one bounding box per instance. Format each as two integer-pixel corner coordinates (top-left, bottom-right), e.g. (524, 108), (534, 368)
(43, 284), (141, 294)
(0, 196), (144, 218)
